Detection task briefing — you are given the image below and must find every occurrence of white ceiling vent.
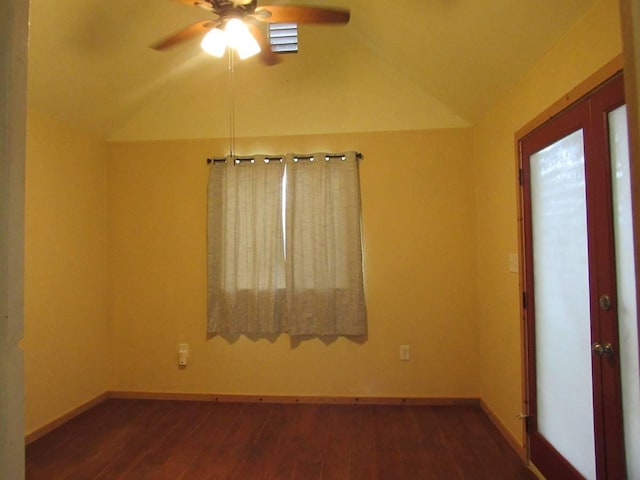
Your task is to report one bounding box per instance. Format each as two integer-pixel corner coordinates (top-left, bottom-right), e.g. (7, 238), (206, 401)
(268, 23), (299, 53)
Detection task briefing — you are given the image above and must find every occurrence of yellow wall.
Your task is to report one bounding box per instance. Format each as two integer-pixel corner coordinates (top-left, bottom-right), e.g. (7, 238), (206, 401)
(108, 129), (479, 398)
(473, 0), (622, 446)
(24, 110), (111, 435)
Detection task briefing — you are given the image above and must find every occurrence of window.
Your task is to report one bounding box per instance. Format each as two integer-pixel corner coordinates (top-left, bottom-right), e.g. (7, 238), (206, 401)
(207, 152), (366, 336)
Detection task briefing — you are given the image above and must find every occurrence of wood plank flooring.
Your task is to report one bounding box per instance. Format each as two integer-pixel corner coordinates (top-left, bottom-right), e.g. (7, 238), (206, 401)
(25, 399), (537, 480)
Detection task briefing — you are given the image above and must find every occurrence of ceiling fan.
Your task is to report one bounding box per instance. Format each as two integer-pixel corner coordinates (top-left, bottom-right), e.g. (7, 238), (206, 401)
(152, 0), (350, 65)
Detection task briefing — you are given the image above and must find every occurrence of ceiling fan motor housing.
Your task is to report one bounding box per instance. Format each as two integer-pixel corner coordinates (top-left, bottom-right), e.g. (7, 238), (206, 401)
(208, 0), (256, 12)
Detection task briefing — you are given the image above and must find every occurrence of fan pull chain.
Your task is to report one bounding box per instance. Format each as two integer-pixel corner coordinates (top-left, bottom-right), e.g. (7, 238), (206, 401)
(228, 48), (236, 159)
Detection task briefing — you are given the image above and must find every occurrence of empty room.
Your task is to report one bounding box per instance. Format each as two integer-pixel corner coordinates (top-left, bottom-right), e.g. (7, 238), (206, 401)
(2, 0), (640, 478)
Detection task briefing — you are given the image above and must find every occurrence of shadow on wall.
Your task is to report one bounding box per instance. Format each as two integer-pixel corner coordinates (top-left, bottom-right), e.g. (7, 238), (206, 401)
(208, 332), (368, 348)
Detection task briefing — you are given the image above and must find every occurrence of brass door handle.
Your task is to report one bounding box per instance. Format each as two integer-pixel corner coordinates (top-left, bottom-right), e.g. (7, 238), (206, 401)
(592, 342), (614, 357)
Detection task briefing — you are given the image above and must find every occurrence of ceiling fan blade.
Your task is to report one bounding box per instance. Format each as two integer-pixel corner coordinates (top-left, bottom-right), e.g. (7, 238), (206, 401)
(151, 20), (216, 50)
(247, 24), (280, 66)
(255, 5), (350, 24)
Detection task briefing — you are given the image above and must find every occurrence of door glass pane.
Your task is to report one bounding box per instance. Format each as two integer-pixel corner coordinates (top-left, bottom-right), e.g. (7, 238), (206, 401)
(608, 105), (640, 480)
(530, 129), (596, 480)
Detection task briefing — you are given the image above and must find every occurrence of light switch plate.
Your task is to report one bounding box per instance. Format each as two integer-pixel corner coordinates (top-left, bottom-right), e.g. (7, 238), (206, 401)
(400, 345), (410, 361)
(508, 253), (519, 273)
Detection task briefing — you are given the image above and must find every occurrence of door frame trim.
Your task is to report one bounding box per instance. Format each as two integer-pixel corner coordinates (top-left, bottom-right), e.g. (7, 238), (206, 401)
(0, 2), (28, 479)
(515, 55), (624, 140)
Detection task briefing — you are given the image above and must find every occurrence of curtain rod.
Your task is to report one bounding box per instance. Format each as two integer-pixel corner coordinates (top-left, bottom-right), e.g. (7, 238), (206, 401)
(207, 152), (363, 164)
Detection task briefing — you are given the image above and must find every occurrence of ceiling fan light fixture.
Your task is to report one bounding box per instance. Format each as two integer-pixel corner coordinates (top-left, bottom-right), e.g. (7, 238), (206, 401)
(235, 34), (261, 59)
(154, 2), (350, 65)
(200, 27), (227, 57)
(224, 18), (261, 59)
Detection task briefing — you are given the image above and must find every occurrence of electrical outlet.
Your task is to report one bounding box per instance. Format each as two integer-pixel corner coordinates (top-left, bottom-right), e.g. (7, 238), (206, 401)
(400, 345), (410, 361)
(178, 343), (189, 366)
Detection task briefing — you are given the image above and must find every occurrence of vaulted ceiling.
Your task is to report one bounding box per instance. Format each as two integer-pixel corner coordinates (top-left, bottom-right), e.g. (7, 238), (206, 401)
(27, 0), (596, 140)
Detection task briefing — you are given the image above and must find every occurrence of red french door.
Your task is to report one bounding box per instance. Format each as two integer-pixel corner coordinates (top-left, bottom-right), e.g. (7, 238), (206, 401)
(520, 73), (637, 480)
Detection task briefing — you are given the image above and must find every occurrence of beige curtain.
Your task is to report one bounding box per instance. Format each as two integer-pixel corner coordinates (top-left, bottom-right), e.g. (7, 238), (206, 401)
(207, 151), (366, 336)
(283, 152), (366, 335)
(207, 156), (285, 333)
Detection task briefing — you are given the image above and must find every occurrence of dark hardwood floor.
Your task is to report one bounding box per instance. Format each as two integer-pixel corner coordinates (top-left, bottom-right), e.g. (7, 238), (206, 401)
(25, 399), (537, 479)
